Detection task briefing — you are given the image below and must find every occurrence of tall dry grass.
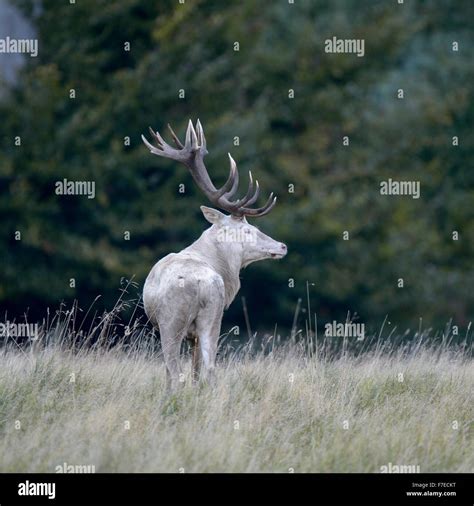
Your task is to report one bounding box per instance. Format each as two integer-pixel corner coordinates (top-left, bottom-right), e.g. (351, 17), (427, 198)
(0, 329), (472, 472)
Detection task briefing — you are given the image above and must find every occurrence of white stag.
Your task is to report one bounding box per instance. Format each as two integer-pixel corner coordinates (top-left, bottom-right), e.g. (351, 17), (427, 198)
(141, 120), (287, 388)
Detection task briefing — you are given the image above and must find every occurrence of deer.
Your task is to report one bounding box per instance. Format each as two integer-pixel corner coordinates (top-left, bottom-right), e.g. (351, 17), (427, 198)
(141, 120), (287, 389)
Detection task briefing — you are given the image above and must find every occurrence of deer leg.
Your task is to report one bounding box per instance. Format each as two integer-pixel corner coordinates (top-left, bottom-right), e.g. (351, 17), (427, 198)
(196, 315), (223, 383)
(159, 323), (185, 391)
(199, 333), (217, 383)
(194, 276), (225, 383)
(191, 334), (201, 383)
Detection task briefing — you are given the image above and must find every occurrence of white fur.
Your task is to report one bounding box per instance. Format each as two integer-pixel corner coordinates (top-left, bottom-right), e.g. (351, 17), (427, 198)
(143, 206), (287, 387)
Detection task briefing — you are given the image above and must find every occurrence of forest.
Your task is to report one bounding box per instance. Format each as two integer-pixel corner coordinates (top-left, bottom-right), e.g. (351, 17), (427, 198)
(0, 0), (472, 337)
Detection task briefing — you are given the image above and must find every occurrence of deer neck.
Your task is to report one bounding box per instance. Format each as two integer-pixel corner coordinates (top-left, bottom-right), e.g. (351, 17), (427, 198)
(187, 229), (242, 308)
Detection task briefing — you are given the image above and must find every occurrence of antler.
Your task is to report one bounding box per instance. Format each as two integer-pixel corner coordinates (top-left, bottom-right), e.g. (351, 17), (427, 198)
(141, 119), (277, 218)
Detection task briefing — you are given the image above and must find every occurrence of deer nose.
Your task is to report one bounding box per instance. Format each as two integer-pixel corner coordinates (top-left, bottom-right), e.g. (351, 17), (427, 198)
(280, 243), (287, 254)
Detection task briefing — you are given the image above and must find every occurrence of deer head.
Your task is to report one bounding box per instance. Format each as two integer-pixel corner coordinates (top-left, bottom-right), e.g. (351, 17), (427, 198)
(141, 119), (287, 267)
(199, 206), (287, 268)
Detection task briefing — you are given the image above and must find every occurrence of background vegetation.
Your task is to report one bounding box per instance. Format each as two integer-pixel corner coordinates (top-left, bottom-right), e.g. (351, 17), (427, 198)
(0, 0), (473, 336)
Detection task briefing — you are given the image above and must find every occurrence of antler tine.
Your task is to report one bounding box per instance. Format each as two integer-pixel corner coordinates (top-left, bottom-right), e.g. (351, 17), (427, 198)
(245, 179), (261, 208)
(148, 126), (166, 147)
(240, 193), (276, 217)
(235, 172), (260, 209)
(196, 119), (207, 152)
(257, 196), (278, 217)
(250, 197), (277, 218)
(141, 128), (164, 156)
(223, 154), (239, 200)
(167, 124), (184, 149)
(213, 154), (238, 200)
(185, 119), (199, 151)
(226, 172), (253, 214)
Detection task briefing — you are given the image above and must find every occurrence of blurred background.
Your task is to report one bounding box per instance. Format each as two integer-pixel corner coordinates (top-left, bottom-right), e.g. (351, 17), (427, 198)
(0, 0), (472, 337)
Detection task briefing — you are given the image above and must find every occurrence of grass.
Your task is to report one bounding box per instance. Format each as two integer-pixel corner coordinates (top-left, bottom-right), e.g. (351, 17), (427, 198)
(0, 336), (472, 472)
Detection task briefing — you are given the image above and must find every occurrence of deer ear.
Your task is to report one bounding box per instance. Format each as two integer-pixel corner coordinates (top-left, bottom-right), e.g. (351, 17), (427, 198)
(200, 206), (226, 224)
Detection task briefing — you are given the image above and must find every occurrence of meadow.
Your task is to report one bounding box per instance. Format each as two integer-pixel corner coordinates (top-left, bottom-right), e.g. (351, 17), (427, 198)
(0, 325), (472, 473)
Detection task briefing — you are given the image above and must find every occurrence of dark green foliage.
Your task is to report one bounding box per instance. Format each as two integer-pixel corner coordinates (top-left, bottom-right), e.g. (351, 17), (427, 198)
(0, 0), (472, 333)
